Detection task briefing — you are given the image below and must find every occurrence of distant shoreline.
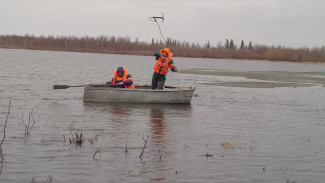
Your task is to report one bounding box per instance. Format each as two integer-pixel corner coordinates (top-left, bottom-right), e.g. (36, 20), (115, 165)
(1, 47), (325, 65)
(1, 34), (324, 63)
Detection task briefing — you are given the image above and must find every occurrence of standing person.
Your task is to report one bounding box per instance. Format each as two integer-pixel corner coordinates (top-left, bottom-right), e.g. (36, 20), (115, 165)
(152, 48), (179, 89)
(106, 67), (135, 88)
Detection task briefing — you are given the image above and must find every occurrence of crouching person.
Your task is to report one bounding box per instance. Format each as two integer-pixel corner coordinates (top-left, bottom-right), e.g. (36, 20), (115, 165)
(106, 67), (135, 88)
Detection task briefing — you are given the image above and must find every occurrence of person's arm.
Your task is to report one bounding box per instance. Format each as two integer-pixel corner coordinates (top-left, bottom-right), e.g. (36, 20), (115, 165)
(107, 76), (122, 85)
(154, 52), (161, 60)
(123, 74), (134, 86)
(106, 77), (114, 84)
(169, 59), (179, 72)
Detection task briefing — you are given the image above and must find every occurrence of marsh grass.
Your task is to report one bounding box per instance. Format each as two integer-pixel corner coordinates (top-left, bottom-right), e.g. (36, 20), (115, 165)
(21, 111), (36, 137)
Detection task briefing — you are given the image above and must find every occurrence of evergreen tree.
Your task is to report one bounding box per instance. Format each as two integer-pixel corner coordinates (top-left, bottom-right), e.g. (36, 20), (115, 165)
(225, 39), (229, 49)
(205, 41), (211, 49)
(229, 39), (234, 49)
(248, 41), (253, 50)
(240, 40), (245, 49)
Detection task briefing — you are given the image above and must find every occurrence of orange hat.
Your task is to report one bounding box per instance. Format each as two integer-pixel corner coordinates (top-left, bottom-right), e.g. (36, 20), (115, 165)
(160, 48), (172, 57)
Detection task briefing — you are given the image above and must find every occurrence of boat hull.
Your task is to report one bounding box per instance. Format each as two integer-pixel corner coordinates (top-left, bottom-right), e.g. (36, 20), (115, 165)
(83, 86), (195, 104)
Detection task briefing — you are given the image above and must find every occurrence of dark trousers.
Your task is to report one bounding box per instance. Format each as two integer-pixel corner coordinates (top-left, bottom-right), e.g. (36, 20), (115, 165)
(152, 79), (165, 89)
(152, 72), (166, 89)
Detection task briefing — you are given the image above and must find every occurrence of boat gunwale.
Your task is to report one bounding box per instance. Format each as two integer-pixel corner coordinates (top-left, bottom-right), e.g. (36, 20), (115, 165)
(84, 86), (195, 92)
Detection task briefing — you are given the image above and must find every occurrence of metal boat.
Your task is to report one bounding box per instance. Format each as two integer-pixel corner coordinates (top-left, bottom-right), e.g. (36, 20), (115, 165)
(83, 85), (195, 104)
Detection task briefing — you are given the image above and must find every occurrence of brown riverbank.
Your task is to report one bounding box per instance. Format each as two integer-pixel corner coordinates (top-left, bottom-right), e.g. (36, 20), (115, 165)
(1, 34), (324, 63)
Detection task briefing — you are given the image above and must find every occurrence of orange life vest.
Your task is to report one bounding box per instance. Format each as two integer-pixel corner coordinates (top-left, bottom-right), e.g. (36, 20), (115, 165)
(153, 48), (175, 75)
(111, 68), (135, 88)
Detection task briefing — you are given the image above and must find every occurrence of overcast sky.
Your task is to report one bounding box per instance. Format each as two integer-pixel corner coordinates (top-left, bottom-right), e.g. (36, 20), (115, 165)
(1, 0), (324, 48)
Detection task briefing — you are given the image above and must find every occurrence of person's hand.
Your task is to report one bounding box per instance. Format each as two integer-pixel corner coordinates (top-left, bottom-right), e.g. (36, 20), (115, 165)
(174, 68), (180, 72)
(154, 52), (161, 57)
(154, 52), (161, 60)
(116, 82), (124, 85)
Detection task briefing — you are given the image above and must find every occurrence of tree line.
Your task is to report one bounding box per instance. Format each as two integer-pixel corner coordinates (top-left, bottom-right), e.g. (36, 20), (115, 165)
(0, 34), (324, 62)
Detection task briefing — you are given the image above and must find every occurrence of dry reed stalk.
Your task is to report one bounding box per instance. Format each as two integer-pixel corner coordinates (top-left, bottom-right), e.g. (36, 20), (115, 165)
(75, 132), (83, 146)
(64, 122), (87, 146)
(21, 110), (36, 137)
(125, 142), (128, 154)
(249, 138), (256, 152)
(93, 150), (101, 160)
(202, 152), (213, 157)
(0, 100), (11, 176)
(139, 136), (149, 160)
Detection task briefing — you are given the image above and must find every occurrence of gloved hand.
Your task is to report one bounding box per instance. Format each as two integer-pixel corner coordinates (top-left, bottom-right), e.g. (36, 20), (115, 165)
(154, 52), (161, 60)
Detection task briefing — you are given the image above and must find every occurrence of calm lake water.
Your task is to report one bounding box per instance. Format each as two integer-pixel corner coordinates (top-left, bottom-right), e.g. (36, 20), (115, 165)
(0, 48), (325, 183)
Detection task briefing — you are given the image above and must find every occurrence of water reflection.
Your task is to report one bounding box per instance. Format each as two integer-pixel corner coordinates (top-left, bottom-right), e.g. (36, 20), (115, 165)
(148, 107), (168, 181)
(147, 104), (192, 181)
(110, 105), (130, 117)
(83, 102), (192, 118)
(83, 102), (192, 180)
(82, 102), (134, 151)
(150, 108), (167, 148)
